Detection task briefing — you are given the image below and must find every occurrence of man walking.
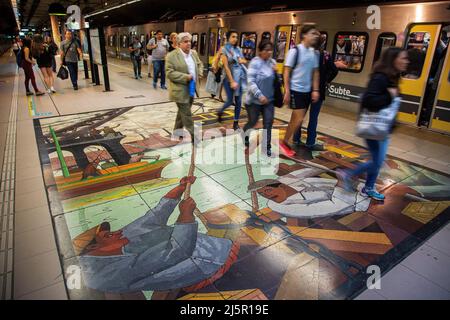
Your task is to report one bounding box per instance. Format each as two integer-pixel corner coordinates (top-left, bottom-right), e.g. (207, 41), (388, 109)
(129, 36), (143, 79)
(147, 30), (169, 89)
(166, 32), (203, 143)
(60, 30), (83, 90)
(281, 24), (320, 156)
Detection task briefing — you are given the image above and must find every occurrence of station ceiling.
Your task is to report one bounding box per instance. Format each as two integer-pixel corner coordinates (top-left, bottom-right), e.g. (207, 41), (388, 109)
(2, 0), (445, 33)
(0, 0), (18, 34)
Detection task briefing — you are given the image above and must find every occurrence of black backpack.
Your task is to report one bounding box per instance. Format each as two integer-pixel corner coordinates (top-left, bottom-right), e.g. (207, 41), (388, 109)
(16, 48), (23, 67)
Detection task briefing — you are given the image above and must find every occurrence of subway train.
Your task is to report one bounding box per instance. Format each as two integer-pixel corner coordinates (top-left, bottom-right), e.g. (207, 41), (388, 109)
(103, 1), (450, 135)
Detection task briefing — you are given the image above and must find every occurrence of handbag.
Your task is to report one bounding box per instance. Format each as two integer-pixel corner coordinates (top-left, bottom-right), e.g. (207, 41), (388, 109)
(57, 65), (69, 80)
(355, 97), (401, 140)
(273, 70), (283, 108)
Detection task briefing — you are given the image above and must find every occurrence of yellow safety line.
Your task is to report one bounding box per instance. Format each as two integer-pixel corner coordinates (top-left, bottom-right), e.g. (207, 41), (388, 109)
(27, 95), (34, 116)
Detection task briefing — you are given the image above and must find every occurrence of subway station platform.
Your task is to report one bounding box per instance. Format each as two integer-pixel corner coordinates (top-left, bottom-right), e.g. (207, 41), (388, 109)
(1, 51), (450, 300)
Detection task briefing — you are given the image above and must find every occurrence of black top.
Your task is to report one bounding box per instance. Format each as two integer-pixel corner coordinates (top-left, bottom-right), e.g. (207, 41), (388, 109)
(36, 44), (55, 67)
(319, 51), (338, 101)
(21, 45), (32, 65)
(169, 44), (176, 52)
(361, 72), (397, 113)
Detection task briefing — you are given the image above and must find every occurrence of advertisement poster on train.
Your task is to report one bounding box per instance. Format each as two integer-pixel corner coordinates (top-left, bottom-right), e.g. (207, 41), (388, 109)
(334, 33), (367, 72)
(240, 32), (257, 60)
(90, 29), (103, 65)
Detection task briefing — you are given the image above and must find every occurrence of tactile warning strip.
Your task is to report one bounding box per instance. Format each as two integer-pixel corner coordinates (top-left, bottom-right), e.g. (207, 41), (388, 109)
(0, 68), (18, 300)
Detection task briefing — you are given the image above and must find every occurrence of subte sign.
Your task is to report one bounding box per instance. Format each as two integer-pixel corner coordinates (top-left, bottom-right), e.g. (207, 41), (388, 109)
(326, 83), (365, 103)
(66, 5), (81, 30)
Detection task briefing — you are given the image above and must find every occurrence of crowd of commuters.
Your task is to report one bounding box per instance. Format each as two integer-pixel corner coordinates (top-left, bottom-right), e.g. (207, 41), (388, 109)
(14, 30), (82, 95)
(162, 24), (409, 201)
(11, 23), (409, 201)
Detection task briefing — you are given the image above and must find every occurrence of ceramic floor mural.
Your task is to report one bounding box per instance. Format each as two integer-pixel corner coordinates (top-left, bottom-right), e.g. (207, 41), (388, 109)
(33, 98), (450, 300)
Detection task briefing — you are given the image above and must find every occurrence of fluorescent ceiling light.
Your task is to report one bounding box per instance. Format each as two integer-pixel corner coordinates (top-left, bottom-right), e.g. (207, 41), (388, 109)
(84, 0), (142, 18)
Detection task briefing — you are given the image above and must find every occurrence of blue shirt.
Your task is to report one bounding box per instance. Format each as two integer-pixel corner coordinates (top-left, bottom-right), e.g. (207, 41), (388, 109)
(284, 43), (319, 93)
(223, 44), (247, 94)
(246, 57), (276, 105)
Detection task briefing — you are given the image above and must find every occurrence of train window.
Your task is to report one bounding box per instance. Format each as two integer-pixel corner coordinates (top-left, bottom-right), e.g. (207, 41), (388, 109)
(209, 31), (217, 56)
(218, 28), (227, 48)
(290, 29), (297, 49)
(373, 32), (396, 63)
(402, 31), (431, 79)
(121, 35), (128, 48)
(192, 33), (199, 52)
(332, 32), (368, 73)
(262, 32), (271, 41)
(200, 33), (206, 55)
(275, 28), (289, 62)
(240, 32), (257, 60)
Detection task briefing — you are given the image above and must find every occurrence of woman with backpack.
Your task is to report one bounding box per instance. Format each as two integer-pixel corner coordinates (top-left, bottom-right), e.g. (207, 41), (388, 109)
(217, 30), (247, 130)
(337, 47), (409, 201)
(21, 38), (45, 96)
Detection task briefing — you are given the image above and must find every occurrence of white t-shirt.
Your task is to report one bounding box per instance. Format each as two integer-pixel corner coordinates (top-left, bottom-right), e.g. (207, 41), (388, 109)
(180, 49), (196, 80)
(284, 43), (319, 93)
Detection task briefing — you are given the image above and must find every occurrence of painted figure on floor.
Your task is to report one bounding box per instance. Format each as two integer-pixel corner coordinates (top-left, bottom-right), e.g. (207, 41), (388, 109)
(72, 176), (238, 293)
(100, 124), (121, 138)
(254, 168), (371, 218)
(82, 157), (102, 179)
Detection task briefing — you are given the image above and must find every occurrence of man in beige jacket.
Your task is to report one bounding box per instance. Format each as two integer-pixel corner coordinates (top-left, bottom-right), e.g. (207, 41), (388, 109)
(166, 32), (203, 143)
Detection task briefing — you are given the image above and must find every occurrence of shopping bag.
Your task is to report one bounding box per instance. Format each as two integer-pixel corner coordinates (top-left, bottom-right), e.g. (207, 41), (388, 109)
(57, 65), (69, 80)
(355, 97), (401, 140)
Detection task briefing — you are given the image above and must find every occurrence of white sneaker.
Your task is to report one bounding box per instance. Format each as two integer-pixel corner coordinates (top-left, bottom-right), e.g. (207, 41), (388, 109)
(51, 87), (56, 93)
(47, 89), (52, 94)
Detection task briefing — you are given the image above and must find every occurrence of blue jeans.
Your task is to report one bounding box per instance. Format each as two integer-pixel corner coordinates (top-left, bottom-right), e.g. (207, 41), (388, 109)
(66, 62), (78, 87)
(293, 99), (323, 146)
(131, 56), (142, 77)
(347, 138), (389, 190)
(220, 78), (242, 121)
(153, 60), (165, 86)
(243, 103), (274, 148)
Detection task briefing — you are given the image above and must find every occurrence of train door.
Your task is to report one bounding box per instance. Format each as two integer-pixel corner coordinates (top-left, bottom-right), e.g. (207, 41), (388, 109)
(115, 33), (119, 58)
(429, 25), (450, 134)
(399, 23), (442, 126)
(273, 25), (299, 73)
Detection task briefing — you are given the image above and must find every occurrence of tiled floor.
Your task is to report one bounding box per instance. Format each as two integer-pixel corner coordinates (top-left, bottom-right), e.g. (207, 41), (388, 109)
(1, 52), (449, 300)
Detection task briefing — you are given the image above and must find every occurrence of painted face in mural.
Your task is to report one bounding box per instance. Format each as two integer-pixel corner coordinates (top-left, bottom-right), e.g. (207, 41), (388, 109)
(257, 183), (297, 203)
(85, 224), (129, 256)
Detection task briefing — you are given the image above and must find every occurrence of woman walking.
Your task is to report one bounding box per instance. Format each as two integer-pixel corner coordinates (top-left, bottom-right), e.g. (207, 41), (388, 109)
(337, 47), (409, 201)
(169, 32), (178, 52)
(242, 41), (277, 156)
(37, 35), (57, 93)
(21, 38), (45, 96)
(217, 30), (247, 130)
